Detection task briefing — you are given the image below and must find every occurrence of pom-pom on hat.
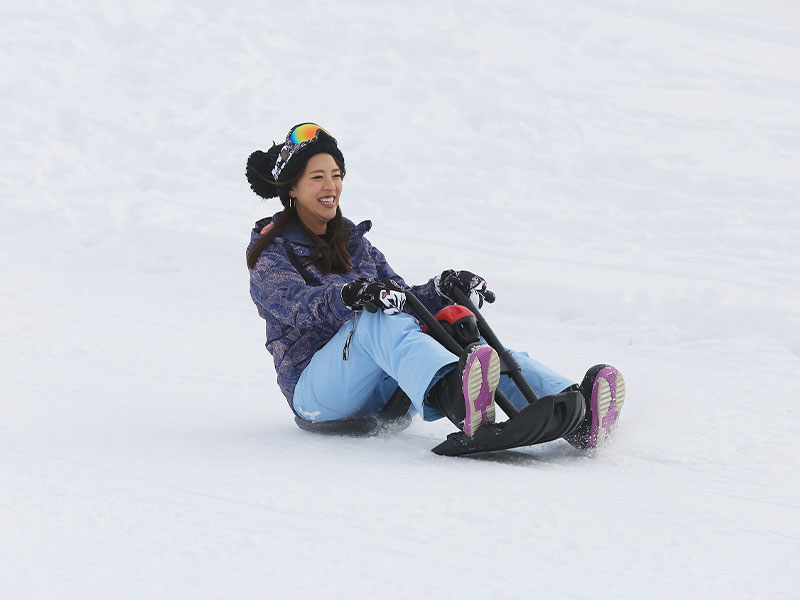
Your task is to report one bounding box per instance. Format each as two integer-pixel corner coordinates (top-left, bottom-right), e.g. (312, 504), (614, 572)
(246, 123), (345, 207)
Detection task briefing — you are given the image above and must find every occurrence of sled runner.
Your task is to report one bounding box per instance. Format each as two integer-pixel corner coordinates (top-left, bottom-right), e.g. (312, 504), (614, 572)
(294, 287), (585, 457)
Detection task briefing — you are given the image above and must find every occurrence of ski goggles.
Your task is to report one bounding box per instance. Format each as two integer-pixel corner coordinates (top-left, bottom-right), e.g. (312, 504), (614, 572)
(271, 123), (336, 181)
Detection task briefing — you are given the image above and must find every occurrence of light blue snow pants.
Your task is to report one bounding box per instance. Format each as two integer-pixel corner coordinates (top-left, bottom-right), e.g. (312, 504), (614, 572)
(293, 310), (575, 422)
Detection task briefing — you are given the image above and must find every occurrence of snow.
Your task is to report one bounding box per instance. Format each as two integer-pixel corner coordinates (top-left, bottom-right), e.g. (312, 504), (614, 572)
(2, 0), (799, 597)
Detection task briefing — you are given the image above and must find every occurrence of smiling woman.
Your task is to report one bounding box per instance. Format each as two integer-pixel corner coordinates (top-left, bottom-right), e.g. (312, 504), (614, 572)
(243, 122), (624, 451)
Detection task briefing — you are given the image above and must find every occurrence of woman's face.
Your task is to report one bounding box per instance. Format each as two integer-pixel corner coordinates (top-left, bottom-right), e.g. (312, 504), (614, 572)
(290, 153), (343, 235)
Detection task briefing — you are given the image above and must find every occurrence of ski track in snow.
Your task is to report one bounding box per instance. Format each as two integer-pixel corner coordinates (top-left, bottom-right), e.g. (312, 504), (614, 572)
(2, 1), (799, 598)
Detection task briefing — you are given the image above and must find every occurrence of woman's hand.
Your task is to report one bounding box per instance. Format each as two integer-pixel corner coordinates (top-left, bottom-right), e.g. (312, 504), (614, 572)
(435, 270), (496, 308)
(341, 278), (406, 314)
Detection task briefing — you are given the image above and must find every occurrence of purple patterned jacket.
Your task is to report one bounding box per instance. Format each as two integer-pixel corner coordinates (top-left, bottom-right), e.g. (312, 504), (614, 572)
(247, 214), (448, 411)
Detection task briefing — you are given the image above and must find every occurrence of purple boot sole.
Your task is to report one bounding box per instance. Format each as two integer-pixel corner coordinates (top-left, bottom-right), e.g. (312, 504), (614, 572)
(461, 344), (500, 437)
(586, 366), (625, 449)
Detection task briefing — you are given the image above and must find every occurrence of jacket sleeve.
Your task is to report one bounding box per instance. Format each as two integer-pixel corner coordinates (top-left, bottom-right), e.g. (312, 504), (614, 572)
(250, 244), (353, 338)
(364, 238), (450, 317)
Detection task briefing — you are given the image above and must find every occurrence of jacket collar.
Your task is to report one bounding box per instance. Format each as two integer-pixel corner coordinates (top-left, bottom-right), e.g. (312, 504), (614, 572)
(256, 212), (372, 246)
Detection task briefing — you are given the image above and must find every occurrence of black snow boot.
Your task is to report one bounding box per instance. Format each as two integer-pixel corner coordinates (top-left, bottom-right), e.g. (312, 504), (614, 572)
(424, 342), (500, 437)
(563, 364), (626, 450)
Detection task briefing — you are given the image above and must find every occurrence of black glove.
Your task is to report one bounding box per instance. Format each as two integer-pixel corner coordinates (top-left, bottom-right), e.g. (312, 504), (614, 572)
(436, 269), (496, 308)
(341, 278), (406, 314)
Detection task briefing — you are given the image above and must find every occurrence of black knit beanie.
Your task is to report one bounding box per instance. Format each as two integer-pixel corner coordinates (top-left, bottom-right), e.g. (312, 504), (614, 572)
(246, 123), (345, 207)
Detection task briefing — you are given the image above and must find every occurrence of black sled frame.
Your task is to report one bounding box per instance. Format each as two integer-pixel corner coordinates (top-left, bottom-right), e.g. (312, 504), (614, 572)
(294, 288), (585, 457)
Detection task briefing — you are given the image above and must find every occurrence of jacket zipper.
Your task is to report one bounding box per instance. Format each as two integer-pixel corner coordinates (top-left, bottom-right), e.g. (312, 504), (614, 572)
(342, 313), (360, 361)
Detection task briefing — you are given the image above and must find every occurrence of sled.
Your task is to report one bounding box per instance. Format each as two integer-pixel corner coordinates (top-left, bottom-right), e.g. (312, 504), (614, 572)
(293, 386), (413, 437)
(294, 287), (585, 457)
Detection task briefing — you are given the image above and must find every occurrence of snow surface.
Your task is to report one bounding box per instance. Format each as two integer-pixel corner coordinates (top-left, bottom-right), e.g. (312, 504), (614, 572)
(2, 0), (799, 598)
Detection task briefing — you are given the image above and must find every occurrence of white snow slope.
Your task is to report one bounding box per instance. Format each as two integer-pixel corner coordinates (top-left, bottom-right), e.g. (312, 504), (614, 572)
(2, 1), (799, 598)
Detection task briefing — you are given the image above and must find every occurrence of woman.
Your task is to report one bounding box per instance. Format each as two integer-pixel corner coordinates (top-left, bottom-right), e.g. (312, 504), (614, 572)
(246, 123), (624, 448)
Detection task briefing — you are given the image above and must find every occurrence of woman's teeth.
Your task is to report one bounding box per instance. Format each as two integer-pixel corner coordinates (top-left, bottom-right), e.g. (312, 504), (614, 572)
(319, 197), (335, 205)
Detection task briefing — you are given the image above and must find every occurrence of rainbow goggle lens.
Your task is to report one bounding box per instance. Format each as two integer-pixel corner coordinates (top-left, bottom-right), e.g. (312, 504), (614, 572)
(271, 123), (335, 180)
